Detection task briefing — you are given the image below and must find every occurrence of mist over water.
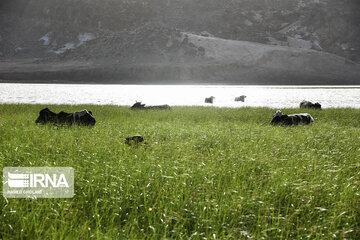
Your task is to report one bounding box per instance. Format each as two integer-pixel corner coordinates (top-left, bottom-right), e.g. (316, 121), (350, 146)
(1, 84), (359, 108)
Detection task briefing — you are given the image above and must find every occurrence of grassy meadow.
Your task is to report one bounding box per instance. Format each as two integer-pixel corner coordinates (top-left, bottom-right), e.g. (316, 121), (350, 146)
(0, 104), (360, 239)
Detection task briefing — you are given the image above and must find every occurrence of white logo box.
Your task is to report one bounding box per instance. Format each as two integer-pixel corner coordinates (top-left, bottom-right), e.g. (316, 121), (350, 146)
(3, 167), (74, 198)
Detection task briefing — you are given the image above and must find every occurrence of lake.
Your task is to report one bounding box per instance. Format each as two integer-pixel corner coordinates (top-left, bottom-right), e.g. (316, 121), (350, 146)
(0, 84), (359, 108)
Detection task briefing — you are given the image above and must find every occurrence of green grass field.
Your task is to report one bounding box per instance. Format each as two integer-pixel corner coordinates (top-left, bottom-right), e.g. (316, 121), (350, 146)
(0, 104), (359, 239)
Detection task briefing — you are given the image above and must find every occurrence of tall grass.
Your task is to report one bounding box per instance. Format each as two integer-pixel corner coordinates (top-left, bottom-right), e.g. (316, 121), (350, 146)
(0, 104), (359, 239)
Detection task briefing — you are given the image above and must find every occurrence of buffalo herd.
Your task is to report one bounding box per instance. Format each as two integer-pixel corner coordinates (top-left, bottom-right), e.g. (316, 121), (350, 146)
(205, 95), (247, 104)
(35, 99), (322, 130)
(35, 108), (95, 126)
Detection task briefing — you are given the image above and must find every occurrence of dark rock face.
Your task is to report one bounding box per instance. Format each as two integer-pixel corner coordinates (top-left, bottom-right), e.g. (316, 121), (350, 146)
(270, 110), (314, 126)
(35, 108), (96, 126)
(300, 101), (322, 110)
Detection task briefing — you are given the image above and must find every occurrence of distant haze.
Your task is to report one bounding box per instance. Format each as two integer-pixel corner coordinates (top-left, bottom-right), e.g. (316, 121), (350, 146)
(0, 0), (359, 84)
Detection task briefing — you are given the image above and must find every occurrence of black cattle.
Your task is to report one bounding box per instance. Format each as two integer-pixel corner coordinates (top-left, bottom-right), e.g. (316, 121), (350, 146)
(270, 110), (314, 126)
(35, 108), (96, 126)
(235, 95), (246, 102)
(125, 135), (144, 145)
(300, 100), (322, 110)
(130, 102), (171, 110)
(130, 102), (146, 109)
(205, 96), (215, 104)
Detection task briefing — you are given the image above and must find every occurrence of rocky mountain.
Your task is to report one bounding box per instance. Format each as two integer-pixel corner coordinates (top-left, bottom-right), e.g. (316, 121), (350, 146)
(0, 0), (359, 84)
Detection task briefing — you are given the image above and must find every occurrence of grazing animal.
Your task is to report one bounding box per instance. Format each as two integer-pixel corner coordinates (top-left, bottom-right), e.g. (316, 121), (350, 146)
(235, 95), (247, 102)
(125, 135), (144, 145)
(300, 100), (322, 110)
(205, 96), (215, 104)
(35, 108), (96, 126)
(130, 101), (171, 110)
(131, 101), (146, 109)
(270, 110), (314, 126)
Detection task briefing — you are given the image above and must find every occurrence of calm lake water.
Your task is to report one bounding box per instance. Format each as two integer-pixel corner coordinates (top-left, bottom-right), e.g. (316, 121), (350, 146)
(0, 84), (359, 108)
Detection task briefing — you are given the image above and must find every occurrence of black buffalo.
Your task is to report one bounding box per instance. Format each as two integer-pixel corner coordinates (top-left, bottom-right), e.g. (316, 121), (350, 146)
(270, 110), (314, 126)
(235, 95), (246, 102)
(300, 100), (322, 110)
(130, 102), (171, 110)
(35, 108), (96, 126)
(205, 96), (215, 104)
(125, 135), (144, 145)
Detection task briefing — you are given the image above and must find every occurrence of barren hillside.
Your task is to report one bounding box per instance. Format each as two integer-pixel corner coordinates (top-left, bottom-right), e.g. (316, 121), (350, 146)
(0, 0), (359, 84)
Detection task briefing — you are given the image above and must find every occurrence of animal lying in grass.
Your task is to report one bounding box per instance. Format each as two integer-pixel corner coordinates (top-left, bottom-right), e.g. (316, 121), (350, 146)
(130, 102), (171, 110)
(300, 100), (322, 109)
(270, 110), (314, 126)
(35, 108), (96, 126)
(125, 135), (144, 145)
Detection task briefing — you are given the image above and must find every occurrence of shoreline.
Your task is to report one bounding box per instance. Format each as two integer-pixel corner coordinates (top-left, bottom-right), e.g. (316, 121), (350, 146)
(1, 59), (359, 85)
(1, 103), (359, 110)
(1, 80), (360, 87)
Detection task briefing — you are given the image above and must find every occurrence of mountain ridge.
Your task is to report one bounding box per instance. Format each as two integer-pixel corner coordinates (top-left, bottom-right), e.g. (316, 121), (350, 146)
(0, 0), (359, 84)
